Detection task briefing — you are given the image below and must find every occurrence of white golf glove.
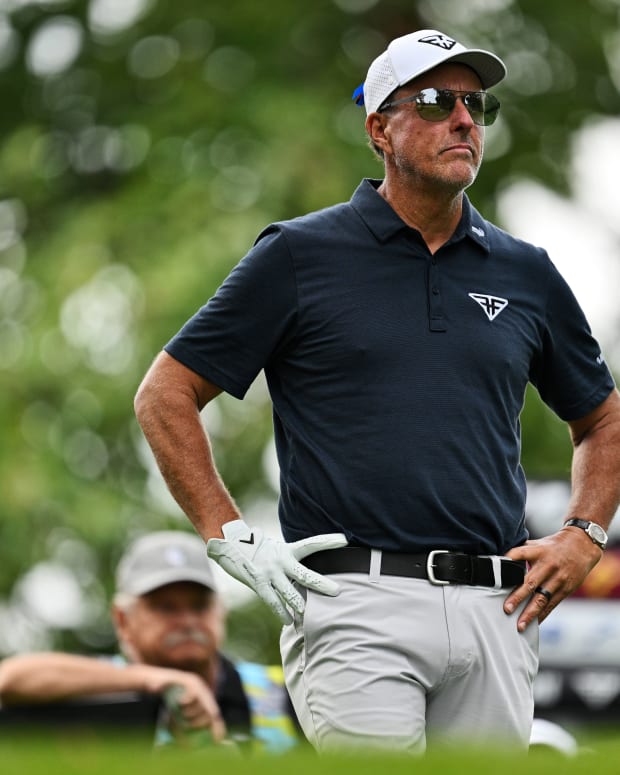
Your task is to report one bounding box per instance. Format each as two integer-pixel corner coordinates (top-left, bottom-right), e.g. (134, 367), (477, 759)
(206, 519), (348, 625)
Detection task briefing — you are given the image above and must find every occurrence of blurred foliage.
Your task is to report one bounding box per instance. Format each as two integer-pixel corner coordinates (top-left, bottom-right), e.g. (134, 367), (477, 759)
(0, 0), (618, 658)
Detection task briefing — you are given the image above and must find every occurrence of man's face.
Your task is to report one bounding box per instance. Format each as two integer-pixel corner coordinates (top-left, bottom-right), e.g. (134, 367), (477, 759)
(114, 582), (224, 673)
(369, 63), (486, 193)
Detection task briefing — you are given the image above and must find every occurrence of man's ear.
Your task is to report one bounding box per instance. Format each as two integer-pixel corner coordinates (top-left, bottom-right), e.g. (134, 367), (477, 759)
(111, 605), (127, 639)
(366, 112), (391, 156)
(112, 604), (141, 662)
(212, 597), (226, 648)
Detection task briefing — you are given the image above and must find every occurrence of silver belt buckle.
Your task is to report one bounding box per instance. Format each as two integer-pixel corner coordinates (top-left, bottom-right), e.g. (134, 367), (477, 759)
(426, 549), (450, 585)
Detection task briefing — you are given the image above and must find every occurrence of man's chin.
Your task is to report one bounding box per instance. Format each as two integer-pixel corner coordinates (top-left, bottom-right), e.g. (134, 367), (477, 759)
(440, 160), (478, 186)
(161, 647), (212, 672)
(171, 660), (207, 673)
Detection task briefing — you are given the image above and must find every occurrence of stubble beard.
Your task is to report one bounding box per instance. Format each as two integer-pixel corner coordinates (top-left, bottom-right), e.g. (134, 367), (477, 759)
(392, 138), (483, 197)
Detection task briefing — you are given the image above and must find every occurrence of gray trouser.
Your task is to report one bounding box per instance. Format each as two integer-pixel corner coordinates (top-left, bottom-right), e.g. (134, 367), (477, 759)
(280, 570), (539, 753)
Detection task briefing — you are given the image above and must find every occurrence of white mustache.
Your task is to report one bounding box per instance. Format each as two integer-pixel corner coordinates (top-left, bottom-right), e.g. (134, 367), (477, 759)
(162, 629), (211, 648)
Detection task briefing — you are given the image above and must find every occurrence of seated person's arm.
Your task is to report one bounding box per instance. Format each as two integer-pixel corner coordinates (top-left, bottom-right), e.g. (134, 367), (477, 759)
(0, 652), (183, 703)
(0, 653), (226, 741)
(0, 653), (138, 703)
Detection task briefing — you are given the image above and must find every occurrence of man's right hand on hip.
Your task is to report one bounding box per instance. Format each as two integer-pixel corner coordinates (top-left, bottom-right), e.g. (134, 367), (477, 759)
(206, 519), (347, 624)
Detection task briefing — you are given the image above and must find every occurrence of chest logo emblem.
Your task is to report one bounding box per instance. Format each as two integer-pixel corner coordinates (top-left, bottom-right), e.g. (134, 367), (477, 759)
(468, 293), (508, 321)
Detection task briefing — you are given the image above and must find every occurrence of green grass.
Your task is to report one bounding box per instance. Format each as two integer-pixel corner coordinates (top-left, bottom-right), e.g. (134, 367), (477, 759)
(1, 729), (620, 775)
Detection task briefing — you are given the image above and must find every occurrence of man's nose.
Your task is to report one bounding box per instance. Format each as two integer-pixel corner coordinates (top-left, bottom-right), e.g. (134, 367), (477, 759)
(171, 607), (200, 625)
(449, 96), (475, 130)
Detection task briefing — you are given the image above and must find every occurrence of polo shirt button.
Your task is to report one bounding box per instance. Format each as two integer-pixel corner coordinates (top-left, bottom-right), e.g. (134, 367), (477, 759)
(432, 287), (439, 295)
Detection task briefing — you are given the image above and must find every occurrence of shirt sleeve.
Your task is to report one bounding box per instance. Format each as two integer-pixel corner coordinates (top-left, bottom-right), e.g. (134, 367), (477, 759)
(164, 226), (298, 399)
(530, 258), (615, 421)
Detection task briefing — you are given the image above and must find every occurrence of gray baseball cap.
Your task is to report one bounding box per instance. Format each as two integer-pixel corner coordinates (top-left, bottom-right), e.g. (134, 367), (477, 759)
(116, 531), (217, 596)
(355, 29), (506, 115)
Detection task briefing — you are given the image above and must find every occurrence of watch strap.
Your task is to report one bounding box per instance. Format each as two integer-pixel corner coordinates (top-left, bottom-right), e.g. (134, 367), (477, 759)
(563, 518), (590, 531)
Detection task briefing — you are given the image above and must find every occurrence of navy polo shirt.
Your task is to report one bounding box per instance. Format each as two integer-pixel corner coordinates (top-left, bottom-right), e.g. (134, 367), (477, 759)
(165, 179), (614, 554)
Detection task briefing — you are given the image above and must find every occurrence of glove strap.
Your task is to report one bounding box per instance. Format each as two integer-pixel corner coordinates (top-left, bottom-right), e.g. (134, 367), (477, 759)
(221, 519), (255, 542)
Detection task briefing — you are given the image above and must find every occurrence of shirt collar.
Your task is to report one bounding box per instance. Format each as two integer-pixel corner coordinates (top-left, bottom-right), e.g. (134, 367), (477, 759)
(455, 195), (490, 253)
(350, 178), (490, 254)
(350, 179), (408, 243)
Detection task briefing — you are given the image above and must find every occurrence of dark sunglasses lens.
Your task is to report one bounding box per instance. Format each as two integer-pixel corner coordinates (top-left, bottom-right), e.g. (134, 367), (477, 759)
(465, 93), (500, 125)
(416, 89), (453, 122)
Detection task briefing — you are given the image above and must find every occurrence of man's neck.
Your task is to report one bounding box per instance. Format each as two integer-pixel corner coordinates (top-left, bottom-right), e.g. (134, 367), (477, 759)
(377, 178), (465, 255)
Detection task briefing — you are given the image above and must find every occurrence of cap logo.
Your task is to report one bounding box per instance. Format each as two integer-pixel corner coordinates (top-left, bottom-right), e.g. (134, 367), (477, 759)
(165, 547), (188, 566)
(419, 34), (457, 50)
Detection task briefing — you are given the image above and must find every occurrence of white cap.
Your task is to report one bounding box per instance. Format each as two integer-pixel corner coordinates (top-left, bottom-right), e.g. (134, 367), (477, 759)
(529, 718), (579, 756)
(356, 29), (506, 115)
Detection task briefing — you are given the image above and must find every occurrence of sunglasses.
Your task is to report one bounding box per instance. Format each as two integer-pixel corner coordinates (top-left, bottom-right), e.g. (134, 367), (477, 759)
(379, 88), (500, 126)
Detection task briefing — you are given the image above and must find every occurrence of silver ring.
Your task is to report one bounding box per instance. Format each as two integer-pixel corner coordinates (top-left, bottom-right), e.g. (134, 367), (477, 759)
(535, 586), (552, 603)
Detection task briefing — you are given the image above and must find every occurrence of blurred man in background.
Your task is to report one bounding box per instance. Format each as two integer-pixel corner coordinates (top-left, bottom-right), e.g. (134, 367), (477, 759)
(0, 531), (251, 748)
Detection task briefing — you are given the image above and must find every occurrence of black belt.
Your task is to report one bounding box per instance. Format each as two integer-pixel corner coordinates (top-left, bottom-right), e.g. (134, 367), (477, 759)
(303, 547), (525, 588)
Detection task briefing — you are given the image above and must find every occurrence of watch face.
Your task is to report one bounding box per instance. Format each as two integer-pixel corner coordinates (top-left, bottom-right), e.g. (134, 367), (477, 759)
(588, 523), (607, 547)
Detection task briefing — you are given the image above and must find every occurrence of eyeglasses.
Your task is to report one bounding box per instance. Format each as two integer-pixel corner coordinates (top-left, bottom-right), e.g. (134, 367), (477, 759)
(379, 88), (500, 126)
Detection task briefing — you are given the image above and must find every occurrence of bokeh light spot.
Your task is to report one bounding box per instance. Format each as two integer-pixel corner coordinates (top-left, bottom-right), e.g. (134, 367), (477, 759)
(88, 0), (153, 37)
(204, 46), (256, 93)
(15, 562), (86, 628)
(63, 427), (109, 480)
(128, 35), (180, 79)
(26, 16), (83, 77)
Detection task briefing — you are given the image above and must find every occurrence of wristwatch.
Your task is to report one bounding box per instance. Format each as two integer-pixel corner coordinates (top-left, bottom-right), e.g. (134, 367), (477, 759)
(563, 518), (608, 550)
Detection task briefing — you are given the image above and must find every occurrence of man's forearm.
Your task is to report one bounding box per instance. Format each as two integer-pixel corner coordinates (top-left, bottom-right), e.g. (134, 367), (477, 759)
(137, 394), (241, 537)
(566, 389), (620, 530)
(134, 352), (241, 539)
(0, 654), (154, 704)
